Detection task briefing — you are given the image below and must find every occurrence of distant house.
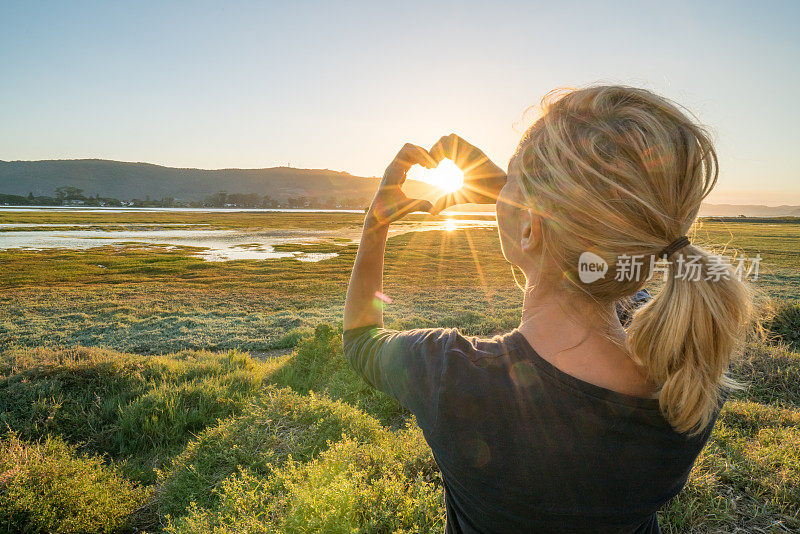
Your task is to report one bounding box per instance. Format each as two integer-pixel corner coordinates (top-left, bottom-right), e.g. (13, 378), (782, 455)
(65, 199), (85, 206)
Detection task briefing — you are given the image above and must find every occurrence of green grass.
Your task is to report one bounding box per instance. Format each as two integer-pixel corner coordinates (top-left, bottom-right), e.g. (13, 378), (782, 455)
(0, 210), (369, 230)
(0, 345), (281, 483)
(0, 211), (798, 532)
(154, 384), (387, 525)
(0, 323), (797, 532)
(0, 432), (149, 534)
(270, 324), (410, 426)
(764, 301), (800, 350)
(163, 428), (444, 534)
(1, 215), (798, 354)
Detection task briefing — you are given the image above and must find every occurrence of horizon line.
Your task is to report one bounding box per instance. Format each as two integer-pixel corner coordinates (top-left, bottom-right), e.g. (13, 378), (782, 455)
(1, 157), (796, 208)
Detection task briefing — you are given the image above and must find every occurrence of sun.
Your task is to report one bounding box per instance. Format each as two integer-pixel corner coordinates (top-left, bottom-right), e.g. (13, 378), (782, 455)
(427, 159), (464, 193)
(406, 158), (464, 194)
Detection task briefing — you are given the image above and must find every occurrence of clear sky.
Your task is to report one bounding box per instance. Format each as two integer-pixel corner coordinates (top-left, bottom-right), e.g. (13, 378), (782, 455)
(1, 1), (798, 204)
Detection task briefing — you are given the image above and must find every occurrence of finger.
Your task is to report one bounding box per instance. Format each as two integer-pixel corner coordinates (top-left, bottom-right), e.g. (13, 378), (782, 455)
(387, 143), (435, 174)
(394, 198), (434, 221)
(409, 198), (434, 214)
(429, 134), (457, 164)
(429, 192), (458, 215)
(429, 133), (485, 169)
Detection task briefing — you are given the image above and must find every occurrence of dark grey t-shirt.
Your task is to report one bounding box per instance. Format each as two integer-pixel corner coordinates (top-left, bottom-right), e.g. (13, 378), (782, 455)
(343, 325), (724, 534)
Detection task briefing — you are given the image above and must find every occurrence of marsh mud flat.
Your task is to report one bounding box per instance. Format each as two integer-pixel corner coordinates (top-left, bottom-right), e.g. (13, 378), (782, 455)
(0, 208), (496, 262)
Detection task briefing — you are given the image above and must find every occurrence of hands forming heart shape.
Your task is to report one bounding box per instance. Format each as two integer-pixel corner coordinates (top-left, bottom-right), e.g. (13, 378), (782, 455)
(405, 158), (465, 200)
(365, 134), (508, 227)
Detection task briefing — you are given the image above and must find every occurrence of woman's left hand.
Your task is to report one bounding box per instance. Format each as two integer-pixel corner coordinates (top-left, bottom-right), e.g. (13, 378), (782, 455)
(365, 143), (436, 227)
(428, 133), (507, 214)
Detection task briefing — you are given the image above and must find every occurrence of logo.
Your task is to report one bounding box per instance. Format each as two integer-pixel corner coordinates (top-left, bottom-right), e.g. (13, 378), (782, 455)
(576, 251), (761, 284)
(578, 251), (608, 283)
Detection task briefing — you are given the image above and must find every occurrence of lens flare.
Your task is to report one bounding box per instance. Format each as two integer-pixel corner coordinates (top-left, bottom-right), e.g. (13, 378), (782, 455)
(408, 158), (464, 193)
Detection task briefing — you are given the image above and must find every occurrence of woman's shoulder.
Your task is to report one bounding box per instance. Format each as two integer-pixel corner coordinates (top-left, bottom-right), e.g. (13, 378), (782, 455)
(434, 327), (516, 354)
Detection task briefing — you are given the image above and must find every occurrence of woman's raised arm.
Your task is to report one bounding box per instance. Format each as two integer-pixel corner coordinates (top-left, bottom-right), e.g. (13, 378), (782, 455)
(343, 143), (435, 331)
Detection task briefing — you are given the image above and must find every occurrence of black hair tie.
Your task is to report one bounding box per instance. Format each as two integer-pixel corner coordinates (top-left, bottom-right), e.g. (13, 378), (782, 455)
(659, 235), (690, 258)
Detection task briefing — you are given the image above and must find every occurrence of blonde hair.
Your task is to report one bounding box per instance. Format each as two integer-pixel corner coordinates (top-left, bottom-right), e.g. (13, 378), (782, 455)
(514, 85), (752, 435)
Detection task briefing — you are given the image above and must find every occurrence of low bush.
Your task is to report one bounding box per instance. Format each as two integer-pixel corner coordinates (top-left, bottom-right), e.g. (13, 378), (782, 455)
(730, 340), (800, 407)
(659, 400), (800, 532)
(0, 346), (277, 482)
(154, 385), (385, 522)
(164, 425), (444, 534)
(270, 324), (409, 426)
(764, 300), (800, 350)
(0, 432), (148, 534)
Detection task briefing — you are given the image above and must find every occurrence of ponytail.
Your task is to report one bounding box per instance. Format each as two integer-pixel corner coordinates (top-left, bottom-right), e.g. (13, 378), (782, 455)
(626, 245), (752, 435)
(514, 85), (754, 435)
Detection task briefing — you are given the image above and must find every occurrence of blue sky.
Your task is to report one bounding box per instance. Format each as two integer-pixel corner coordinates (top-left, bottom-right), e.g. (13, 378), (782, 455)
(1, 1), (798, 204)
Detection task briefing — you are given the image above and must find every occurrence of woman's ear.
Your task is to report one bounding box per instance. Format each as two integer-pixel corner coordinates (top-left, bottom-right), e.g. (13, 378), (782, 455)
(520, 210), (541, 254)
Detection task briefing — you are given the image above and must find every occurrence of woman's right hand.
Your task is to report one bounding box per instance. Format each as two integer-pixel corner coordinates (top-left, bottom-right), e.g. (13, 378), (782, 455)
(428, 133), (507, 214)
(365, 143), (436, 228)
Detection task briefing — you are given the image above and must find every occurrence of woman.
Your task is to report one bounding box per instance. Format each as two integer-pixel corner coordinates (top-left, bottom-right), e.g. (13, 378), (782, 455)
(343, 86), (751, 533)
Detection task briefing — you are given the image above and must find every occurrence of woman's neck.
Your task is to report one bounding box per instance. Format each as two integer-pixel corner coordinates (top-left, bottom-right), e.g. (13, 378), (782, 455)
(517, 282), (659, 398)
(518, 283), (626, 356)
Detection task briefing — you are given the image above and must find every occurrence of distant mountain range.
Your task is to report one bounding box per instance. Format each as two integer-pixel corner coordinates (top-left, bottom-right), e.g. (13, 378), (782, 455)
(1, 158), (797, 216)
(0, 159), (385, 203)
(698, 203), (800, 217)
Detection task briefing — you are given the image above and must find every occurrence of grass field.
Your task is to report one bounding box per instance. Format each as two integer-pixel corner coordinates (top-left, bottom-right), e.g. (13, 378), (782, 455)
(0, 210), (798, 533)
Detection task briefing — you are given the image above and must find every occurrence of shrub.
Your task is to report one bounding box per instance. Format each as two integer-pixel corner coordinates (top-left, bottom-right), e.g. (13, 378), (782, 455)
(154, 385), (385, 521)
(0, 346), (277, 483)
(765, 301), (800, 350)
(0, 432), (148, 534)
(164, 425), (444, 534)
(270, 324), (409, 426)
(658, 400), (800, 532)
(730, 340), (800, 408)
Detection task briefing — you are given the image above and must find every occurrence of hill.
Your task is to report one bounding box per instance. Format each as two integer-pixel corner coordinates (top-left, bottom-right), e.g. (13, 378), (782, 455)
(700, 203), (800, 217)
(0, 159), (387, 202)
(1, 159), (798, 216)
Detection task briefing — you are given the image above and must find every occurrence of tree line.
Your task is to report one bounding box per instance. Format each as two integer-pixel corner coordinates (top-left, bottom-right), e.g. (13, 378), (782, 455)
(0, 187), (371, 210)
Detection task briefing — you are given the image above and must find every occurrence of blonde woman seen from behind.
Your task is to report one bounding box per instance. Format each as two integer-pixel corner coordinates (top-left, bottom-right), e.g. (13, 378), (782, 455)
(344, 86), (752, 533)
